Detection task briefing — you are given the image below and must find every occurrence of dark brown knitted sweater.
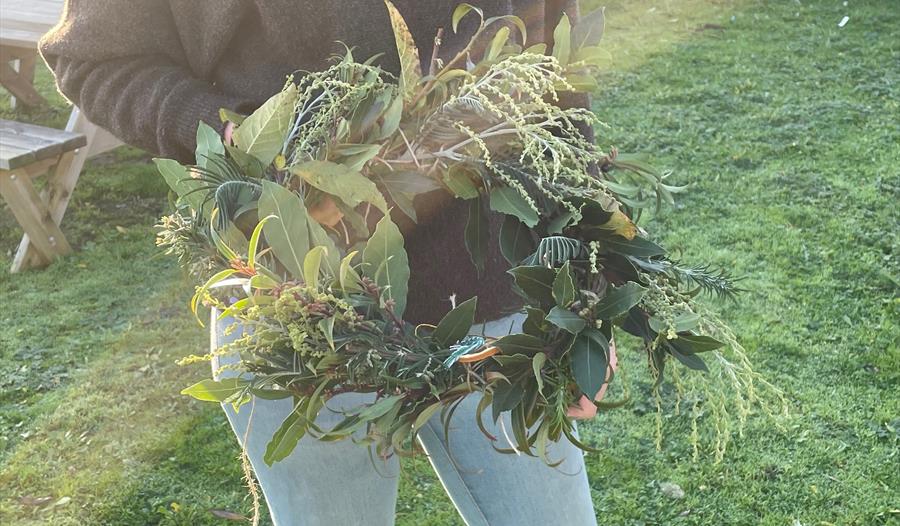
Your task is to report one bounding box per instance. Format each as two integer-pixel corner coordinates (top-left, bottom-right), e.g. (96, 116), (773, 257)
(40, 0), (587, 324)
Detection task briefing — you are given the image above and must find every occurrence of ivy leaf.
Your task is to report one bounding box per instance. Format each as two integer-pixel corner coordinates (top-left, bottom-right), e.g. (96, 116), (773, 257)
(552, 261), (576, 306)
(572, 7), (606, 49)
(552, 14), (572, 65)
(293, 160), (387, 212)
(433, 297), (478, 347)
(499, 215), (534, 266)
(522, 306), (547, 337)
(384, 0), (421, 102)
(546, 306), (586, 334)
(195, 122), (225, 169)
(593, 282), (648, 320)
(233, 84), (297, 166)
(490, 187), (539, 227)
(491, 380), (525, 422)
(363, 215), (410, 318)
(570, 329), (609, 397)
(492, 333), (544, 356)
(181, 378), (249, 403)
(465, 197), (489, 274)
(508, 266), (556, 307)
(258, 181), (310, 279)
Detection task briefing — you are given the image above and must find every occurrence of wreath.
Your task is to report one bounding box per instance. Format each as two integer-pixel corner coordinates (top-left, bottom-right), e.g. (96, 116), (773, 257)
(156, 3), (782, 466)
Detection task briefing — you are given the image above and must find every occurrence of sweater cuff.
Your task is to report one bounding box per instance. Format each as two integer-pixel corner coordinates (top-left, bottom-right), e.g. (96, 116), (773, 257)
(166, 87), (256, 163)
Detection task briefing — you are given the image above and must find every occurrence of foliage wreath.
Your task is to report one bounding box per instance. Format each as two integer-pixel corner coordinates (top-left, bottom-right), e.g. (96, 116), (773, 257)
(156, 3), (782, 466)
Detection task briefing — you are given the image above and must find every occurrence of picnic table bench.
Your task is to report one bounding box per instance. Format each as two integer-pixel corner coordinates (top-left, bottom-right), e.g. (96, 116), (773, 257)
(0, 119), (85, 271)
(1, 0), (123, 271)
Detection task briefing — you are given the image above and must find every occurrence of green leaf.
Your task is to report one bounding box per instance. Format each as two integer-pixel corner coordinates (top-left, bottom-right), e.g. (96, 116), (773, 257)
(293, 160), (387, 212)
(490, 187), (539, 227)
(433, 297), (478, 347)
(499, 215), (534, 266)
(522, 306), (547, 336)
(593, 282), (648, 320)
(154, 159), (207, 213)
(552, 261), (576, 306)
(232, 84), (297, 166)
(181, 378), (249, 403)
(376, 170), (441, 195)
(552, 14), (572, 65)
(258, 181), (310, 279)
(303, 245), (327, 285)
(604, 236), (666, 258)
(572, 7), (606, 49)
(491, 381), (525, 422)
(570, 329), (609, 397)
(318, 316), (336, 351)
(670, 334), (726, 354)
(264, 405), (309, 465)
(532, 352), (547, 393)
(384, 0), (421, 102)
(508, 266), (556, 307)
(248, 215), (274, 270)
(363, 215), (410, 318)
(547, 210), (576, 235)
(339, 251), (363, 292)
(356, 394), (405, 421)
(443, 165), (481, 199)
(465, 197), (488, 274)
(669, 346), (709, 372)
(306, 212), (340, 278)
(413, 402), (443, 432)
(546, 306), (586, 334)
(492, 333), (544, 356)
(452, 3), (482, 33)
(195, 122), (225, 169)
(486, 26), (510, 61)
(378, 93), (404, 139)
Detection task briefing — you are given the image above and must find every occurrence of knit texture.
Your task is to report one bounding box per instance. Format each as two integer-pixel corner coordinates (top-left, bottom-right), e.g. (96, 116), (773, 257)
(40, 0), (586, 324)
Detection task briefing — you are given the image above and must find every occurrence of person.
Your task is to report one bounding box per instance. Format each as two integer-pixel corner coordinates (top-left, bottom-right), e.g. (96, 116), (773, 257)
(40, 2), (617, 524)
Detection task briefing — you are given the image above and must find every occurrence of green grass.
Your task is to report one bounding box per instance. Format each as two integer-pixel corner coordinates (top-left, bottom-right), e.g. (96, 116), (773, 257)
(1, 0), (898, 524)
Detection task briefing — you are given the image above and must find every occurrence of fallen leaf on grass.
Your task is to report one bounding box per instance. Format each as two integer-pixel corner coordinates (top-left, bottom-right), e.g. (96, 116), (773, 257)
(209, 509), (248, 521)
(659, 481), (685, 499)
(18, 496), (53, 507)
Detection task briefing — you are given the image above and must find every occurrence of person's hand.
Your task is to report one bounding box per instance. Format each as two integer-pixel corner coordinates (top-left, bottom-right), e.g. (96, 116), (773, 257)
(567, 339), (618, 420)
(223, 121), (343, 228)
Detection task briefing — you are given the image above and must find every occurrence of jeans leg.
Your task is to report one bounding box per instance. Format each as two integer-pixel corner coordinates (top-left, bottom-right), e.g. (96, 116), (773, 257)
(211, 314), (400, 526)
(417, 314), (597, 526)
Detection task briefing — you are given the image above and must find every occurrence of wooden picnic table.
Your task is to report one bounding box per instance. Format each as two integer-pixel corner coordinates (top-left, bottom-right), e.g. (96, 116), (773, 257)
(1, 0), (123, 271)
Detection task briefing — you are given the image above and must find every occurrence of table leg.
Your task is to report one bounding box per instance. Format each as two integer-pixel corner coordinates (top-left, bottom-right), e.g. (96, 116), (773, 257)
(0, 47), (45, 108)
(1, 167), (73, 272)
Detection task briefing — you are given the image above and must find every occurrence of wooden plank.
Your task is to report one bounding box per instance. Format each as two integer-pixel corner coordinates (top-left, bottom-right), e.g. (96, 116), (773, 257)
(0, 120), (85, 169)
(14, 151), (79, 271)
(0, 142), (36, 170)
(0, 60), (45, 108)
(0, 169), (72, 271)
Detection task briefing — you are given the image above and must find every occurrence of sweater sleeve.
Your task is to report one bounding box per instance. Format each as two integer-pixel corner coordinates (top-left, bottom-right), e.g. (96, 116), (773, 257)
(39, 0), (254, 162)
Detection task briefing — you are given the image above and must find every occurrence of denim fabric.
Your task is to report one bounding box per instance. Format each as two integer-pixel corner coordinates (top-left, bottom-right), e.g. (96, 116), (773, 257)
(211, 311), (597, 526)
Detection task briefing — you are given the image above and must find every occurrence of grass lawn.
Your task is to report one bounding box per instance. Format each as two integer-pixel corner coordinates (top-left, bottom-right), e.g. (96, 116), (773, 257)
(1, 0), (897, 524)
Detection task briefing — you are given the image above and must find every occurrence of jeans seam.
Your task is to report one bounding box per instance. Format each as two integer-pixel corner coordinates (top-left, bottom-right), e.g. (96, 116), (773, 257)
(418, 421), (490, 526)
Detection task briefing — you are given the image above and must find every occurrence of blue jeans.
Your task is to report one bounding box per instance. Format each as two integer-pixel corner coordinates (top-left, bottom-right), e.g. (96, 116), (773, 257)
(211, 312), (597, 526)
